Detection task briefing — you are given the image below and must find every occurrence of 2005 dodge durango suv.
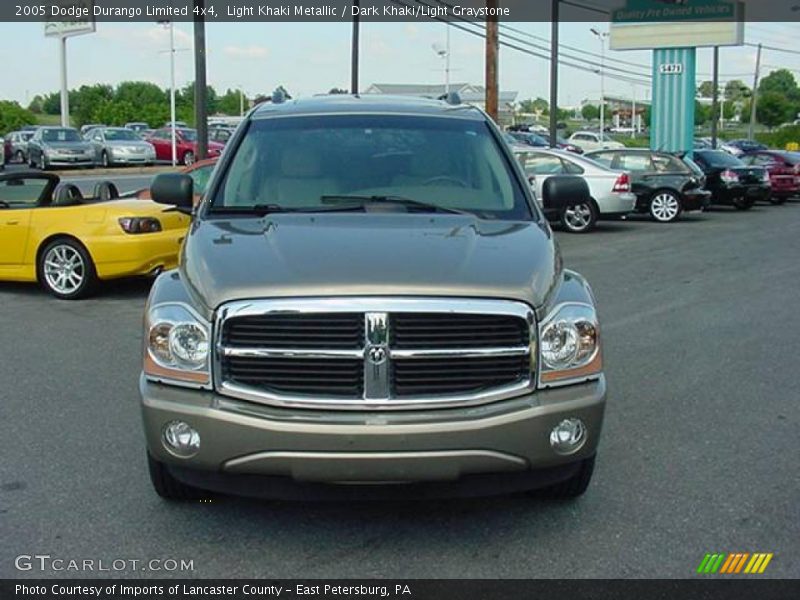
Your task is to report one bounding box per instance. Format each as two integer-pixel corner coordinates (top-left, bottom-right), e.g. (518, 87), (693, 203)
(141, 95), (607, 501)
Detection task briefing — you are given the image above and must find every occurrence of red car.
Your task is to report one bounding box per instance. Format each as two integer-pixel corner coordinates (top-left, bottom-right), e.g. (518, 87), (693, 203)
(740, 150), (800, 204)
(145, 128), (223, 166)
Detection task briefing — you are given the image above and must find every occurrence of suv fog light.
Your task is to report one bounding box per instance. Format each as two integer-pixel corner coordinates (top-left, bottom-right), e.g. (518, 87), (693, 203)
(163, 420), (200, 457)
(549, 418), (587, 454)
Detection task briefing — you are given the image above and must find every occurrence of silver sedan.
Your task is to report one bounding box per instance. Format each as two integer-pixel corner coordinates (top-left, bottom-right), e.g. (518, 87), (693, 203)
(85, 127), (156, 167)
(514, 147), (637, 233)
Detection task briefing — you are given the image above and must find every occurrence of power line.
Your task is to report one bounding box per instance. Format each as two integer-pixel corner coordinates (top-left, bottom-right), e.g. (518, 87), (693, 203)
(745, 42), (800, 56)
(390, 0), (652, 87)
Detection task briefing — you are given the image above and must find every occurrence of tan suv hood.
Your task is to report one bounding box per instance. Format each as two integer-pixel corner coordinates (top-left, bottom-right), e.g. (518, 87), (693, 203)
(181, 213), (560, 312)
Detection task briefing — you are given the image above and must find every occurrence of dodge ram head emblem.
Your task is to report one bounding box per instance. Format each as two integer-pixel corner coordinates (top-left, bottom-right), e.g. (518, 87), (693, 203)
(367, 345), (388, 365)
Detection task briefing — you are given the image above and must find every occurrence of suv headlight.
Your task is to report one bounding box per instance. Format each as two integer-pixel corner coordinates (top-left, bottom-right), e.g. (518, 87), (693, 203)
(144, 303), (211, 387)
(538, 303), (602, 387)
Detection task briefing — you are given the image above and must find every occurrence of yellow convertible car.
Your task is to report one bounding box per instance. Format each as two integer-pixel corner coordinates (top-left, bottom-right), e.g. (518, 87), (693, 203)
(0, 171), (189, 299)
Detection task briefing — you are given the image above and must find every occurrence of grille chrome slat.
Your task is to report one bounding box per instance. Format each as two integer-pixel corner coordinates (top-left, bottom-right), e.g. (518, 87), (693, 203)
(215, 298), (535, 411)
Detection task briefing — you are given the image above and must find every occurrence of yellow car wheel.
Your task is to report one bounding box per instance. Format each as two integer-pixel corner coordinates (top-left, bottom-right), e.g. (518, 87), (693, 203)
(38, 238), (97, 300)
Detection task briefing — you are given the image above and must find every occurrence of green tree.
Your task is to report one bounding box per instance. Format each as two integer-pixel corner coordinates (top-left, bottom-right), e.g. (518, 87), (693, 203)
(115, 81), (166, 108)
(756, 92), (793, 129)
(697, 80), (715, 98)
(0, 101), (37, 135)
(581, 104), (600, 121)
(41, 92), (62, 115)
(694, 101), (711, 126)
(217, 89), (244, 115)
(759, 69), (800, 103)
(27, 95), (44, 114)
(71, 84), (114, 126)
(724, 80), (750, 102)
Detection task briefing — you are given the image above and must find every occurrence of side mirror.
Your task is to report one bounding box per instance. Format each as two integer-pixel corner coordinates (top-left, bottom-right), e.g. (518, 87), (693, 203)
(541, 175), (590, 210)
(151, 173), (193, 213)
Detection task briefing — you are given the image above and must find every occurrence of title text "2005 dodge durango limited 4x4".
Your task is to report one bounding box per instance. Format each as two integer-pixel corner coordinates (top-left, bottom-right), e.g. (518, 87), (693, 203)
(141, 95), (607, 501)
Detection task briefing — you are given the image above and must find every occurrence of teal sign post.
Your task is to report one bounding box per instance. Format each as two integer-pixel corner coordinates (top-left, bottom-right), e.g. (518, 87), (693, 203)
(651, 48), (696, 153)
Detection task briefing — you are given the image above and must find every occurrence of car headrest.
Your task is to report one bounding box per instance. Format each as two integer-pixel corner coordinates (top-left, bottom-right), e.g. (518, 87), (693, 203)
(93, 181), (120, 201)
(53, 183), (83, 205)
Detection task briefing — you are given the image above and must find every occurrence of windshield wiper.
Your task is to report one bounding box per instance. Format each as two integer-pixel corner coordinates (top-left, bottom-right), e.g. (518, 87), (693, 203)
(320, 195), (473, 216)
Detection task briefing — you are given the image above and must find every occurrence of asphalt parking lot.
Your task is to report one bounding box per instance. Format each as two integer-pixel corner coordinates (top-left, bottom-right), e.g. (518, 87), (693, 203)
(1, 203), (798, 579)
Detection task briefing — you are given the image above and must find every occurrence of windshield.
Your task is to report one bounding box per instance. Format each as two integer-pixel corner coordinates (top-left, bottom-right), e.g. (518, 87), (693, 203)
(104, 129), (140, 141)
(212, 115), (532, 220)
(698, 151), (744, 168)
(42, 128), (81, 143)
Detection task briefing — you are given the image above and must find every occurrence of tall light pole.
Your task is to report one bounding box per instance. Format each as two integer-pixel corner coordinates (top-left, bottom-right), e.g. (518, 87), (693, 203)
(351, 0), (360, 94)
(591, 28), (609, 138)
(239, 86), (245, 116)
(432, 26), (451, 95)
(159, 20), (178, 166)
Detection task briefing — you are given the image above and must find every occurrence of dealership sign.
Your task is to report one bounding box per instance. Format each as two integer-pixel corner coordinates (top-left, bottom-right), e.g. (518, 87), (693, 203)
(610, 0), (744, 50)
(44, 0), (96, 38)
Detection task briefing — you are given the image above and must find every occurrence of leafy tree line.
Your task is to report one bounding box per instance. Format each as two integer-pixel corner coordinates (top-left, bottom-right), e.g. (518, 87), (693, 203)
(25, 81), (257, 128)
(697, 70), (800, 129)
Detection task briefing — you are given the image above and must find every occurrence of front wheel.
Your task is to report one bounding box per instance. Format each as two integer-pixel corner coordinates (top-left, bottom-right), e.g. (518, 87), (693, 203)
(769, 196), (786, 205)
(38, 239), (97, 300)
(182, 151), (195, 166)
(147, 453), (207, 501)
(101, 151), (110, 168)
(560, 201), (597, 234)
(649, 191), (682, 223)
(733, 196), (754, 210)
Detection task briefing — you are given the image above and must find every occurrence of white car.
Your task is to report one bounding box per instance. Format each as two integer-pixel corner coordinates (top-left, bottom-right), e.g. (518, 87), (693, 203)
(514, 147), (637, 233)
(567, 131), (626, 152)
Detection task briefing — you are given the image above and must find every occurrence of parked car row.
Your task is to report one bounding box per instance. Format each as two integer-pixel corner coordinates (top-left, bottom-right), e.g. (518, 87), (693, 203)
(512, 145), (790, 233)
(2, 124), (228, 170)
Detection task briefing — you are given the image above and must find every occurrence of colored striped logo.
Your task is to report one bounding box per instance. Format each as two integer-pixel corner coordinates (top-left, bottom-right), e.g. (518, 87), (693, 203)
(697, 553), (774, 574)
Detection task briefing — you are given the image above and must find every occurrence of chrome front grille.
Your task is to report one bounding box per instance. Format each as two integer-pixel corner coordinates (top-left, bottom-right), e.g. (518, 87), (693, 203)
(215, 298), (535, 411)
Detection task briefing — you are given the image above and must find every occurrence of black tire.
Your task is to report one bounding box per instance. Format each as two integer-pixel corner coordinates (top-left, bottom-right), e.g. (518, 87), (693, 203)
(101, 151), (110, 168)
(538, 455), (596, 500)
(37, 238), (97, 300)
(29, 156), (36, 169)
(559, 201), (598, 234)
(41, 156), (50, 171)
(733, 197), (754, 210)
(648, 190), (683, 223)
(769, 196), (786, 205)
(147, 453), (206, 501)
(182, 151), (195, 166)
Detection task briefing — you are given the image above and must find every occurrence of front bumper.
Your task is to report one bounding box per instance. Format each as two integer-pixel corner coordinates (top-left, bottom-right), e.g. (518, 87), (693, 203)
(109, 154), (155, 165)
(140, 374), (606, 497)
(46, 155), (94, 166)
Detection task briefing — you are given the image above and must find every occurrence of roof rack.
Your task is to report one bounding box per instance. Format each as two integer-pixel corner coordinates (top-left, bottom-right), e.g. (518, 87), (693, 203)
(438, 92), (462, 106)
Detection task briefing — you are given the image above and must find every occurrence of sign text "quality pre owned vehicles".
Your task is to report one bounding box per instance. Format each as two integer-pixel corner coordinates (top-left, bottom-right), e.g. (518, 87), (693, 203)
(140, 94), (607, 502)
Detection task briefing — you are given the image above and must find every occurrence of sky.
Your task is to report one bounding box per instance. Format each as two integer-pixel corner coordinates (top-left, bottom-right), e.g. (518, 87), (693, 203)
(1, 20), (799, 109)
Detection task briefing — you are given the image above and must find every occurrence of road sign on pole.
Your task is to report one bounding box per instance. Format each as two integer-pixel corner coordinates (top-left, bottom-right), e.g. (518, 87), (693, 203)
(45, 0), (95, 128)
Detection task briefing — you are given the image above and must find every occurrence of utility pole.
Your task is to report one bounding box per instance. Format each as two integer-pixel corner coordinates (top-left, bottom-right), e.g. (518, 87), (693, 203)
(59, 36), (69, 127)
(194, 0), (208, 161)
(158, 20), (178, 166)
(549, 0), (559, 147)
(351, 0), (360, 94)
(485, 0), (499, 121)
(591, 28), (609, 139)
(239, 87), (244, 116)
(631, 85), (636, 139)
(748, 43), (762, 140)
(711, 46), (719, 149)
